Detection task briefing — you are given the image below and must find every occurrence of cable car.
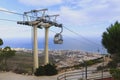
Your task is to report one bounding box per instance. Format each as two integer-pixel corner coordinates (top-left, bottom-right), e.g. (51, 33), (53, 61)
(54, 33), (63, 44)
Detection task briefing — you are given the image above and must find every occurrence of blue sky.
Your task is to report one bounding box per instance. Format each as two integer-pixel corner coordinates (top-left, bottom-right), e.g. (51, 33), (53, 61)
(0, 0), (120, 51)
(0, 0), (120, 38)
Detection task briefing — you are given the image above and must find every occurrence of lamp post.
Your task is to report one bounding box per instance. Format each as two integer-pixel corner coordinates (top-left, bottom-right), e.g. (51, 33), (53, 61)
(102, 55), (104, 80)
(81, 57), (87, 80)
(101, 47), (105, 80)
(84, 61), (87, 80)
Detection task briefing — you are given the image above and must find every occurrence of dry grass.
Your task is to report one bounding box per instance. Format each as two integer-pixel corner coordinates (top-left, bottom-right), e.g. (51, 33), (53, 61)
(0, 52), (55, 74)
(8, 53), (33, 73)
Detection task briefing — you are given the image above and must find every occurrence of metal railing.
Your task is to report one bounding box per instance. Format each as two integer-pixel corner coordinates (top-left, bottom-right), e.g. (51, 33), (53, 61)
(57, 70), (112, 80)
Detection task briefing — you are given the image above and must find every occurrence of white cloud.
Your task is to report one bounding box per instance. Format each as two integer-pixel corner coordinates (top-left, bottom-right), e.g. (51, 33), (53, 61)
(58, 7), (89, 26)
(45, 0), (120, 37)
(57, 0), (120, 26)
(18, 0), (62, 7)
(0, 7), (7, 10)
(0, 24), (55, 39)
(17, 0), (120, 26)
(1, 0), (120, 38)
(0, 25), (31, 38)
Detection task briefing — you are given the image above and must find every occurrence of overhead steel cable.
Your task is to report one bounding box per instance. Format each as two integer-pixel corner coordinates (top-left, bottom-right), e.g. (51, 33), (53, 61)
(63, 26), (102, 47)
(0, 9), (23, 15)
(0, 18), (101, 46)
(0, 18), (100, 46)
(0, 8), (102, 51)
(0, 18), (101, 52)
(0, 9), (39, 19)
(49, 28), (99, 52)
(0, 9), (59, 21)
(0, 18), (17, 22)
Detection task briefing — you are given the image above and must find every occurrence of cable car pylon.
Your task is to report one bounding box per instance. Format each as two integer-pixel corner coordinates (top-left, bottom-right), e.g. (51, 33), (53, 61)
(17, 9), (63, 72)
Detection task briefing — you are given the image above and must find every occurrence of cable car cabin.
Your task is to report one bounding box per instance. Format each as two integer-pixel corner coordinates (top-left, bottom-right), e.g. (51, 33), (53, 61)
(54, 33), (63, 44)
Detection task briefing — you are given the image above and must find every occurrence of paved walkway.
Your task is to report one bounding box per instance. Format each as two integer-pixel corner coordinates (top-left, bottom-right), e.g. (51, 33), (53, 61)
(0, 72), (57, 80)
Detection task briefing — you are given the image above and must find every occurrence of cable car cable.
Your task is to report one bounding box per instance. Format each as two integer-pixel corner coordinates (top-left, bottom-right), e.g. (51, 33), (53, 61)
(63, 26), (102, 46)
(0, 18), (102, 51)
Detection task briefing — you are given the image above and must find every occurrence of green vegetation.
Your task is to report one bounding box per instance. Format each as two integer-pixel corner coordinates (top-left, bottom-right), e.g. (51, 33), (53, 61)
(0, 38), (3, 46)
(0, 46), (16, 71)
(78, 57), (103, 68)
(97, 66), (103, 71)
(78, 78), (83, 80)
(0, 52), (34, 74)
(0, 50), (56, 75)
(59, 57), (103, 72)
(34, 66), (45, 76)
(107, 61), (117, 68)
(110, 68), (120, 80)
(44, 63), (58, 76)
(34, 63), (58, 76)
(102, 21), (120, 79)
(102, 21), (120, 59)
(96, 65), (106, 71)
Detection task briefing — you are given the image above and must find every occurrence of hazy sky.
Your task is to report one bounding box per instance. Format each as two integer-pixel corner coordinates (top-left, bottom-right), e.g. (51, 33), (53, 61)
(0, 0), (120, 51)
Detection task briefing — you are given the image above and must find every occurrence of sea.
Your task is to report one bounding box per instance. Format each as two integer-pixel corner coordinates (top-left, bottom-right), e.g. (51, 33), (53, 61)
(1, 37), (106, 53)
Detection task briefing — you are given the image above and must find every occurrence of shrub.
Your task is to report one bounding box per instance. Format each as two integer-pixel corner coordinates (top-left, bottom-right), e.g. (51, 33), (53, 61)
(13, 68), (28, 74)
(110, 68), (120, 80)
(78, 78), (83, 80)
(34, 66), (45, 76)
(34, 63), (58, 76)
(97, 66), (103, 71)
(44, 63), (58, 76)
(107, 61), (117, 68)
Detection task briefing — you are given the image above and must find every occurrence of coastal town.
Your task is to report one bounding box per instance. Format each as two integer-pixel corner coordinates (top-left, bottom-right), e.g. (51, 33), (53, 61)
(0, 48), (111, 80)
(12, 48), (102, 69)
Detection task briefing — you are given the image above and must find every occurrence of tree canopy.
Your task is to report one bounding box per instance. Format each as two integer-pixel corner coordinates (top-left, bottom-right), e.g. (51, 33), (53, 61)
(102, 21), (120, 80)
(102, 21), (120, 55)
(0, 38), (3, 46)
(0, 46), (16, 70)
(2, 46), (15, 58)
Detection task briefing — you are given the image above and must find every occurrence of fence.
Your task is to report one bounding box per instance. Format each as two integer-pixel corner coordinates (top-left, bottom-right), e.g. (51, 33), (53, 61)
(57, 70), (112, 80)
